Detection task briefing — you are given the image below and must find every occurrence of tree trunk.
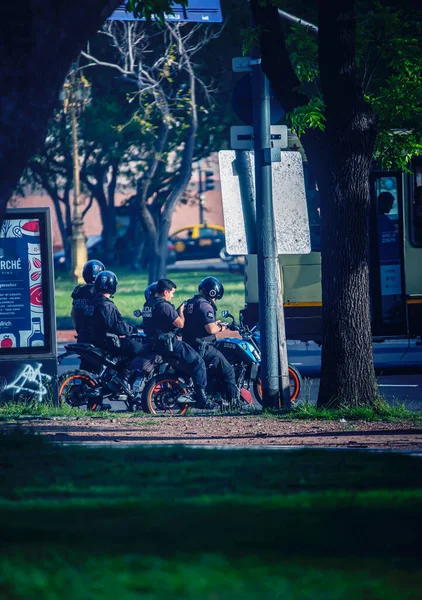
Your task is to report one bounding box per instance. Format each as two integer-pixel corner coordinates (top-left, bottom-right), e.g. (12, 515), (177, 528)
(251, 0), (378, 408)
(317, 0), (378, 407)
(0, 0), (121, 226)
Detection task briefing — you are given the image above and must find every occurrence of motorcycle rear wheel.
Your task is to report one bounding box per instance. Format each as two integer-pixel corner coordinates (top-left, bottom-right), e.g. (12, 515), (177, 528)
(58, 370), (97, 408)
(253, 365), (302, 406)
(142, 374), (191, 415)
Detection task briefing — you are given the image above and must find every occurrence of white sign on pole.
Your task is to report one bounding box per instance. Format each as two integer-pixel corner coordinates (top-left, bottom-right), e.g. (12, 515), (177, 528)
(230, 125), (288, 150)
(218, 150), (311, 255)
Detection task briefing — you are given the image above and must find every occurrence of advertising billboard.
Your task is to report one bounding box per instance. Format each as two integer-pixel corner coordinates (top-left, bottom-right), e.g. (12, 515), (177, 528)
(0, 208), (57, 404)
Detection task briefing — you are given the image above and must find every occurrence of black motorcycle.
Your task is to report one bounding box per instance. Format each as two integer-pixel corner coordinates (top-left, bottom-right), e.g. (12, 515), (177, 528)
(142, 311), (302, 415)
(57, 333), (161, 411)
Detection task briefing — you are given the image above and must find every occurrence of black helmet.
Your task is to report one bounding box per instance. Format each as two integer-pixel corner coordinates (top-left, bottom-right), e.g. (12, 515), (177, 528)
(198, 276), (224, 301)
(144, 281), (158, 302)
(94, 270), (118, 295)
(82, 259), (105, 284)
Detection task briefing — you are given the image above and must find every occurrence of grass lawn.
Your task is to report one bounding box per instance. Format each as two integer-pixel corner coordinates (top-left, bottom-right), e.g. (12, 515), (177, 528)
(55, 268), (245, 328)
(0, 431), (421, 599)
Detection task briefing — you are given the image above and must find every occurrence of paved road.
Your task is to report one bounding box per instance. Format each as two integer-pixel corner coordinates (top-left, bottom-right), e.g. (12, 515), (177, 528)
(168, 258), (243, 272)
(287, 339), (422, 409)
(58, 339), (422, 410)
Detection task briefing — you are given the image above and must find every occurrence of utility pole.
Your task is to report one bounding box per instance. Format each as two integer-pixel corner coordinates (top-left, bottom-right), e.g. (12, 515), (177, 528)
(61, 69), (90, 283)
(251, 59), (280, 409)
(198, 161), (205, 225)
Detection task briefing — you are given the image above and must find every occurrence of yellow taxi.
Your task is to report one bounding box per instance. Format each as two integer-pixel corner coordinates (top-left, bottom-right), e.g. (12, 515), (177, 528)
(169, 224), (226, 261)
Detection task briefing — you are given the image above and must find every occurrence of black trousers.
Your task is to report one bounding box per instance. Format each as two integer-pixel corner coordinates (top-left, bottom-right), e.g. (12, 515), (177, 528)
(194, 343), (238, 400)
(153, 338), (207, 390)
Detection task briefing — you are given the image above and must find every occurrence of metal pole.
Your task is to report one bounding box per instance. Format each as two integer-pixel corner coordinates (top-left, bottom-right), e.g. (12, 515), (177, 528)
(251, 62), (280, 409)
(198, 161), (204, 225)
(277, 9), (318, 33)
(69, 96), (87, 284)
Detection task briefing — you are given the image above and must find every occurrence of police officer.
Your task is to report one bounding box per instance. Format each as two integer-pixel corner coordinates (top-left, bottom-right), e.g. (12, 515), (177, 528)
(182, 276), (239, 404)
(71, 259), (105, 343)
(86, 270), (143, 398)
(142, 278), (212, 409)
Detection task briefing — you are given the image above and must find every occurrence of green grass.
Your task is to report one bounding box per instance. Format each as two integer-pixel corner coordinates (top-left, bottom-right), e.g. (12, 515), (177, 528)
(270, 398), (422, 422)
(1, 397), (421, 424)
(55, 268), (245, 328)
(0, 431), (421, 598)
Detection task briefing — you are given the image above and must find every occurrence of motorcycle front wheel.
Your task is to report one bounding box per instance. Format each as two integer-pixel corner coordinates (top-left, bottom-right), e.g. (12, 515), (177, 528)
(58, 370), (97, 408)
(142, 374), (191, 415)
(253, 365), (302, 406)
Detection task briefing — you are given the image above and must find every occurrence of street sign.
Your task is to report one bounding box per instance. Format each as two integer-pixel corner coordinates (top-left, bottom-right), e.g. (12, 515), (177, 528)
(232, 57), (256, 72)
(109, 0), (223, 23)
(218, 150), (311, 255)
(231, 125), (288, 150)
(232, 73), (285, 125)
(0, 208), (58, 405)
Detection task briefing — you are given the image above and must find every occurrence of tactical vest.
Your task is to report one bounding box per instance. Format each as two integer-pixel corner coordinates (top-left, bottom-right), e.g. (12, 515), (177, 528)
(182, 294), (216, 346)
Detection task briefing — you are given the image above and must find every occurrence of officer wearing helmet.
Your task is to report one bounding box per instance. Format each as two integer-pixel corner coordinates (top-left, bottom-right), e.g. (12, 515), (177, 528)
(71, 259), (105, 343)
(144, 281), (158, 303)
(182, 276), (238, 404)
(85, 270), (143, 399)
(142, 278), (212, 409)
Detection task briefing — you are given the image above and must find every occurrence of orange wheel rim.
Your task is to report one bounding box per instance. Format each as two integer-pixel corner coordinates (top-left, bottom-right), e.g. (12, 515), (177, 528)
(256, 368), (300, 403)
(147, 378), (190, 415)
(59, 374), (95, 400)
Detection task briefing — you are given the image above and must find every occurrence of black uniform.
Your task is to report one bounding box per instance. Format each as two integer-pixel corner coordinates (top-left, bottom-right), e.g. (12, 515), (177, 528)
(182, 294), (238, 401)
(71, 284), (96, 342)
(142, 296), (207, 390)
(86, 293), (143, 358)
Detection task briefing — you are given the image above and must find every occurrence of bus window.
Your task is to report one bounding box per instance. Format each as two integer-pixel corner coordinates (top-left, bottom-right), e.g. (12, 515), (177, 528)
(306, 187), (321, 252)
(410, 164), (422, 246)
(373, 176), (406, 334)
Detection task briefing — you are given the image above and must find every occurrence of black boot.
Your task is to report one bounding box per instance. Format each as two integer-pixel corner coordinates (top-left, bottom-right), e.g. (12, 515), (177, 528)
(113, 368), (134, 397)
(194, 388), (216, 410)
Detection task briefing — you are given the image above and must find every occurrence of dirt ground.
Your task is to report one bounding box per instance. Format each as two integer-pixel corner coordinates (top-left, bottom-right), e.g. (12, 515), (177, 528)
(2, 415), (422, 449)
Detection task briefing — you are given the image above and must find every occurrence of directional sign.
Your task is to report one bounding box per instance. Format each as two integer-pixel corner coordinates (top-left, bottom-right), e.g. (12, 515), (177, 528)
(231, 125), (288, 150)
(109, 0), (223, 23)
(218, 150), (311, 255)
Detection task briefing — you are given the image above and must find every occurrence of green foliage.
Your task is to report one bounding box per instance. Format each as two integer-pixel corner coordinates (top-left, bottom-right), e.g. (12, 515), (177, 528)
(286, 24), (319, 84)
(288, 97), (326, 136)
(274, 1), (422, 170)
(127, 0), (188, 24)
(360, 3), (422, 169)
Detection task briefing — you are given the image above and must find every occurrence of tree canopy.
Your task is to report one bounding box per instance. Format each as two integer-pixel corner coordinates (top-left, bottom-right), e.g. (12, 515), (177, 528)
(0, 0), (188, 225)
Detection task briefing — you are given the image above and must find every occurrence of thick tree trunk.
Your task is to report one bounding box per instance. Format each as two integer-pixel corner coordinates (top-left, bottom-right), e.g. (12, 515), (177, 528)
(0, 0), (121, 226)
(317, 0), (378, 407)
(251, 0), (378, 407)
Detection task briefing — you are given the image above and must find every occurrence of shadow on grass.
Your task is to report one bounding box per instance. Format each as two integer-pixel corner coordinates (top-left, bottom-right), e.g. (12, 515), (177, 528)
(0, 431), (421, 557)
(1, 432), (422, 598)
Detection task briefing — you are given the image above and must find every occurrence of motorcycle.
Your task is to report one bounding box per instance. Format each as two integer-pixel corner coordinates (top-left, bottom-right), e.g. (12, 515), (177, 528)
(142, 311), (302, 415)
(57, 333), (162, 412)
(215, 311), (302, 405)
